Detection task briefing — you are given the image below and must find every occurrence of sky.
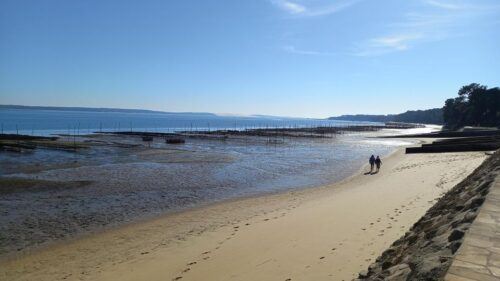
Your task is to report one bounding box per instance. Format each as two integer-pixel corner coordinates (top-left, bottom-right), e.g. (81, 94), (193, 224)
(0, 0), (499, 118)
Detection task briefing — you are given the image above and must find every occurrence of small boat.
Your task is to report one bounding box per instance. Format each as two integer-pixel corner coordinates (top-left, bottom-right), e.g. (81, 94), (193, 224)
(165, 138), (185, 144)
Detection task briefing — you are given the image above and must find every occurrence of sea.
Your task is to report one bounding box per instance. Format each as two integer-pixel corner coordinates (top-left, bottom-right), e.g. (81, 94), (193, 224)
(1, 108), (377, 136)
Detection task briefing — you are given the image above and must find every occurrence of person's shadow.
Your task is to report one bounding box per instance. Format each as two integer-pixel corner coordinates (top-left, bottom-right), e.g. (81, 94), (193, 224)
(364, 171), (372, 175)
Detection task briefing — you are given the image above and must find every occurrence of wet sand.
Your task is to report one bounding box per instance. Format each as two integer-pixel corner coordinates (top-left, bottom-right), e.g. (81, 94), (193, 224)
(0, 147), (487, 281)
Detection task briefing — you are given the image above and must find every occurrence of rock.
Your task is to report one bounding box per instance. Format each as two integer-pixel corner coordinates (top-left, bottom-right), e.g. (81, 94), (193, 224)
(448, 241), (462, 254)
(385, 264), (412, 281)
(448, 229), (465, 242)
(382, 261), (393, 270)
(368, 262), (381, 273)
(467, 197), (485, 209)
(420, 240), (432, 249)
(358, 270), (369, 279)
(439, 256), (451, 263)
(450, 218), (462, 228)
(462, 211), (477, 223)
(424, 230), (437, 239)
(407, 234), (418, 245)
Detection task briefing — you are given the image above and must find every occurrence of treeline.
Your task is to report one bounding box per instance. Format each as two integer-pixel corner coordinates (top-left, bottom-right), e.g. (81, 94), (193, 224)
(329, 108), (443, 125)
(330, 83), (499, 129)
(443, 83), (500, 129)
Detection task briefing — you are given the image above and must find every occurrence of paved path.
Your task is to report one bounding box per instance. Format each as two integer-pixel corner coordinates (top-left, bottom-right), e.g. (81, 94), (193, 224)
(445, 176), (500, 281)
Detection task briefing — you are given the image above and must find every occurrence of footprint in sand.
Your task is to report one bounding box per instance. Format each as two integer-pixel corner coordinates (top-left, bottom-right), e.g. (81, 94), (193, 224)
(182, 268), (191, 273)
(245, 223), (250, 226)
(319, 256), (325, 259)
(173, 277), (182, 280)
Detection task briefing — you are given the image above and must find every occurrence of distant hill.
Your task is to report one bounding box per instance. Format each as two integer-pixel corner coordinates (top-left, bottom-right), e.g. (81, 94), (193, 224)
(0, 104), (217, 116)
(329, 108), (443, 125)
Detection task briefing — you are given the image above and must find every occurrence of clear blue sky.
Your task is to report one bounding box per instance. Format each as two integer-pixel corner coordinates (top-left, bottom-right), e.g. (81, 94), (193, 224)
(1, 0), (498, 118)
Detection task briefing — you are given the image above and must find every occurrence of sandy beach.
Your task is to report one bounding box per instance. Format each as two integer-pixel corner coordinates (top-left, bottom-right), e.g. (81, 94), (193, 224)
(0, 148), (487, 281)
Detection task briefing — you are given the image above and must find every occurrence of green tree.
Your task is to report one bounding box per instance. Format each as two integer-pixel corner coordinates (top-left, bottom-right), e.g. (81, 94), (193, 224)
(443, 83), (500, 129)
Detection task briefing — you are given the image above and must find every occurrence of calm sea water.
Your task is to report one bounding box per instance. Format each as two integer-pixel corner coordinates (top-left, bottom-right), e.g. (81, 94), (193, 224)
(0, 108), (379, 136)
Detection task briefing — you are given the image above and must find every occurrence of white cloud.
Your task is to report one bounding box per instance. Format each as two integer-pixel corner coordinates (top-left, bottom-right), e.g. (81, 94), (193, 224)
(283, 45), (335, 56)
(273, 0), (306, 15)
(271, 0), (362, 17)
(371, 34), (422, 51)
(424, 0), (461, 10)
(355, 0), (499, 56)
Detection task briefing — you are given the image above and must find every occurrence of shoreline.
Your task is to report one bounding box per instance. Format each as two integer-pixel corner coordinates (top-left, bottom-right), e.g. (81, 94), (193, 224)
(0, 143), (488, 281)
(0, 145), (404, 262)
(0, 130), (414, 261)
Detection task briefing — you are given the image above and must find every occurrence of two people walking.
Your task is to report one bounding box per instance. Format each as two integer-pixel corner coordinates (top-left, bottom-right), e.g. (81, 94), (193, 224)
(369, 155), (382, 174)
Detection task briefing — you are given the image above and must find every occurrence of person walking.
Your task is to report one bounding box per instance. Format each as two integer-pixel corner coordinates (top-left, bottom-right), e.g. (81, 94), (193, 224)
(375, 156), (382, 173)
(369, 155), (375, 173)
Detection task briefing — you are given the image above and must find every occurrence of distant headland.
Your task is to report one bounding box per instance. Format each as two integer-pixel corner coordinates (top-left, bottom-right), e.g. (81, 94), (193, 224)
(0, 105), (217, 116)
(329, 108), (444, 125)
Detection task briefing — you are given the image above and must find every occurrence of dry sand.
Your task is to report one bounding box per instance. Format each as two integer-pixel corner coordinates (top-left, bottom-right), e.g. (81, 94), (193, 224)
(0, 149), (487, 281)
